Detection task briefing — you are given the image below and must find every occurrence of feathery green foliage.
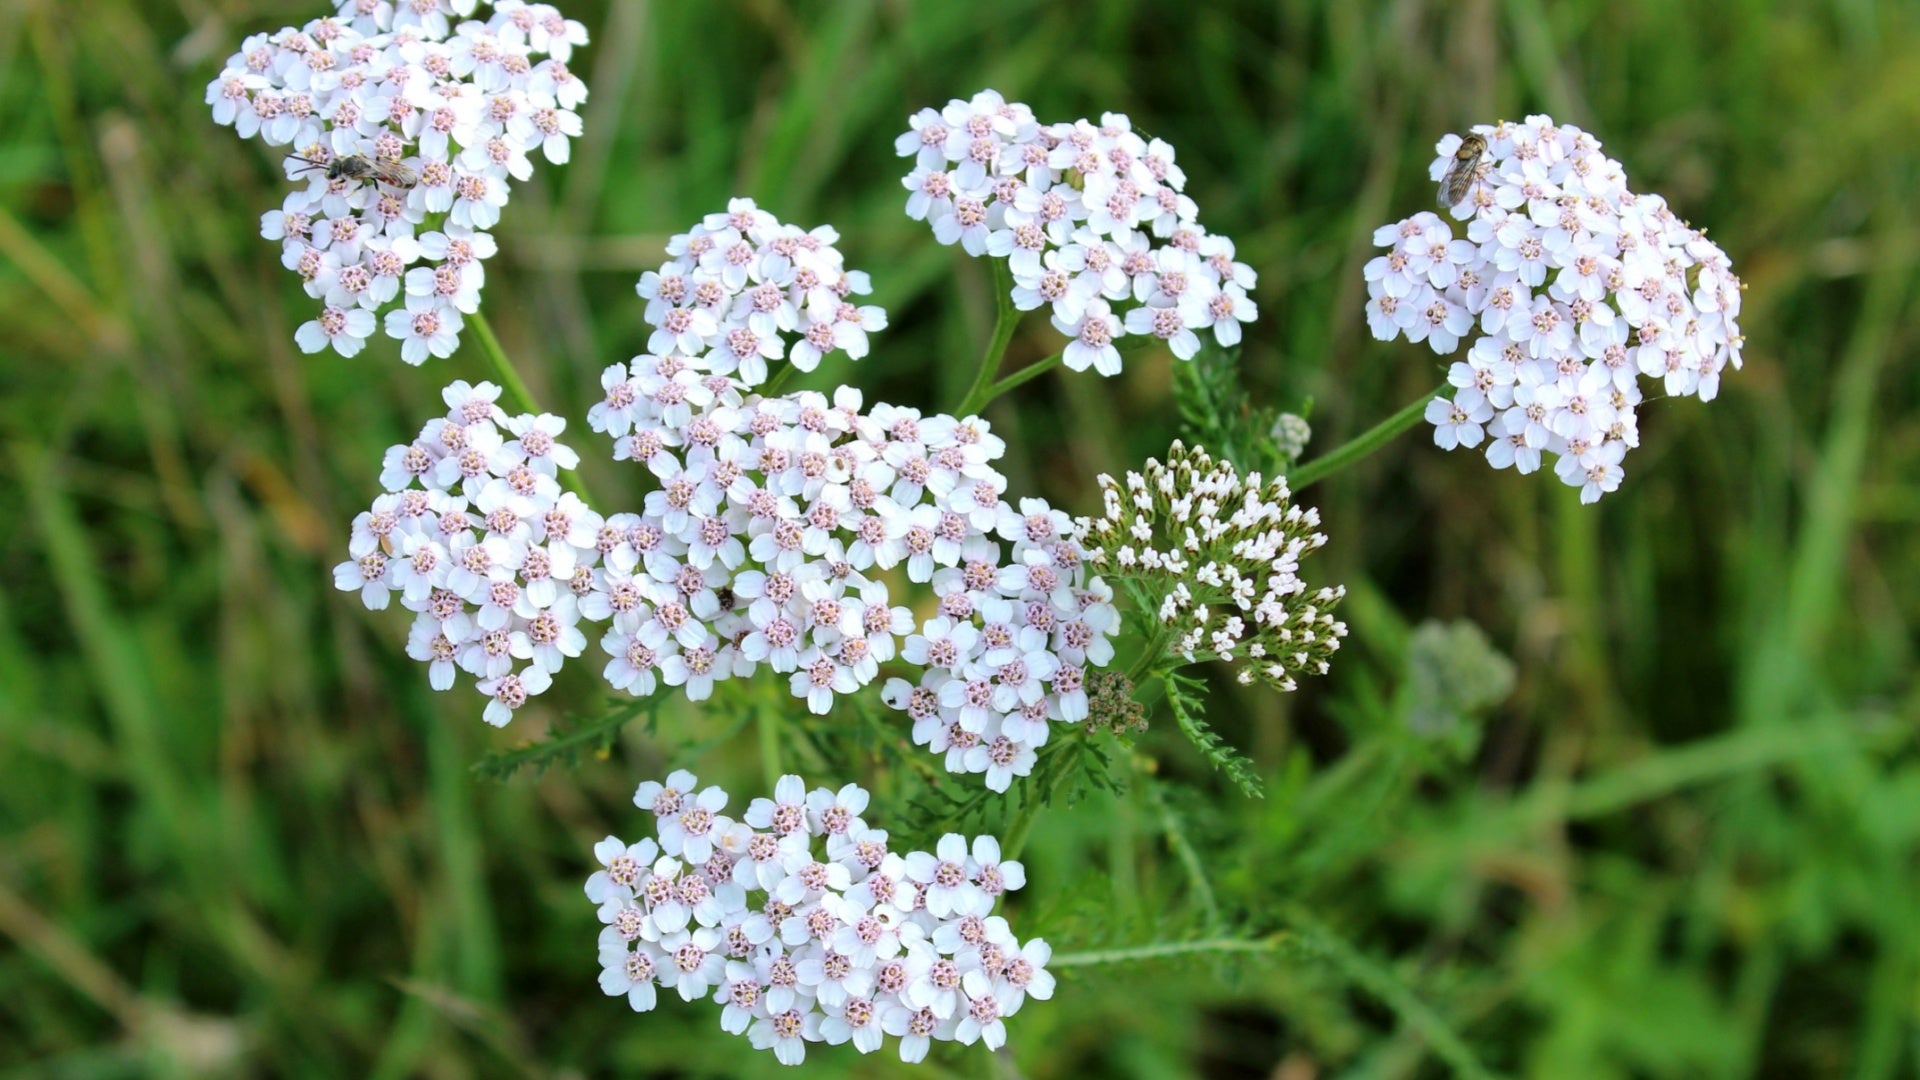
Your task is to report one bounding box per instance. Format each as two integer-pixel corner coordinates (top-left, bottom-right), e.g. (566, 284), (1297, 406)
(1163, 668), (1267, 798)
(1172, 345), (1285, 477)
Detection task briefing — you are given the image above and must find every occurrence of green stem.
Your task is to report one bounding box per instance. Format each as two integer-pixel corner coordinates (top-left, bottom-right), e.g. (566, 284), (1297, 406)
(1284, 906), (1498, 1080)
(1050, 933), (1299, 968)
(998, 728), (1093, 862)
(1145, 777), (1224, 933)
(468, 310), (540, 415)
(466, 311), (594, 504)
(953, 261), (1022, 416)
(762, 362), (797, 396)
(961, 338), (1158, 415)
(1130, 674), (1168, 711)
(999, 784), (1046, 863)
(973, 347), (1062, 407)
(1124, 631), (1170, 685)
(1285, 383), (1444, 490)
(756, 697), (784, 792)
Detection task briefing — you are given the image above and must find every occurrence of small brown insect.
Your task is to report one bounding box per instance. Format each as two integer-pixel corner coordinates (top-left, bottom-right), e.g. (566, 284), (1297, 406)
(1437, 133), (1487, 209)
(289, 153), (419, 190)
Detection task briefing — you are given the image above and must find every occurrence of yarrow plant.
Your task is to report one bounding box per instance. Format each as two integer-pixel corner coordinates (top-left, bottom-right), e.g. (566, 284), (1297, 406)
(589, 772), (1051, 1066)
(899, 90), (1258, 388)
(275, 48), (1751, 1061)
(1366, 115), (1745, 502)
(207, 0), (588, 361)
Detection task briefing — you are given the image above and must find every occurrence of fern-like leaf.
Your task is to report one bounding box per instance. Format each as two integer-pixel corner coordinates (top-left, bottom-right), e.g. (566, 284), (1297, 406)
(472, 690), (666, 781)
(1162, 669), (1264, 798)
(1171, 344), (1281, 477)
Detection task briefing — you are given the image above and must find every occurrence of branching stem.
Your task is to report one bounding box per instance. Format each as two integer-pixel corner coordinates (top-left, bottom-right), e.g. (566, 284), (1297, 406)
(953, 261), (1023, 416)
(467, 311), (594, 504)
(1286, 384), (1443, 490)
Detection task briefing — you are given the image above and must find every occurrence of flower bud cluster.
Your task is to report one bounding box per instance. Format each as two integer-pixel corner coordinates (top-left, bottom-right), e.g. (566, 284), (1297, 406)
(1366, 115), (1745, 502)
(1404, 620), (1516, 737)
(1077, 442), (1346, 691)
(333, 380), (595, 724)
(207, 0), (588, 361)
(1080, 671), (1149, 737)
(635, 198), (888, 385)
(589, 772), (1053, 1066)
(1269, 413), (1312, 464)
(898, 90), (1257, 376)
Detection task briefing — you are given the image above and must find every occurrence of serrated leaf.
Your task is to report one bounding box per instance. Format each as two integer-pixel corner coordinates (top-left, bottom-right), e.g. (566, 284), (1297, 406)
(471, 690), (665, 781)
(1163, 669), (1265, 798)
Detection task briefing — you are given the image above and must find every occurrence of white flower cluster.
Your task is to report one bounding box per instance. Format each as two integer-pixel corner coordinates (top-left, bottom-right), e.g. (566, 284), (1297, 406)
(563, 205), (1118, 789)
(589, 772), (1053, 1066)
(206, 0), (588, 362)
(635, 198), (888, 385)
(1366, 115), (1745, 503)
(586, 356), (1119, 791)
(871, 493), (1119, 791)
(333, 380), (597, 724)
(1077, 442), (1347, 691)
(898, 89), (1258, 376)
(335, 207), (1121, 781)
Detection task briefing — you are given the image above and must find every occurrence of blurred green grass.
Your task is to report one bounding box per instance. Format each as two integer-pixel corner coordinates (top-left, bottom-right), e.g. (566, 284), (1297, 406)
(2, 0), (1918, 1077)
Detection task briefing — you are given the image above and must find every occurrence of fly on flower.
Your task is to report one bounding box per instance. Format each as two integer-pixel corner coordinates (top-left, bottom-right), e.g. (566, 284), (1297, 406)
(207, 0), (591, 362)
(1368, 115), (1746, 502)
(288, 153), (420, 191)
(1437, 132), (1486, 209)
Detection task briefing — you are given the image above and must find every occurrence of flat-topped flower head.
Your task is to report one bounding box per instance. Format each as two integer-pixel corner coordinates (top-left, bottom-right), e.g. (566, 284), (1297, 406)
(345, 205), (1122, 774)
(334, 379), (596, 724)
(582, 356), (1116, 782)
(899, 91), (1259, 380)
(590, 774), (1051, 1066)
(208, 0), (589, 362)
(1368, 115), (1745, 502)
(483, 211), (1120, 785)
(1078, 442), (1347, 692)
(634, 197), (886, 389)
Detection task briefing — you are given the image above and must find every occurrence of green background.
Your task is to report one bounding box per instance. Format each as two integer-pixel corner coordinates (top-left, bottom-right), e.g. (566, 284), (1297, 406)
(3, 0), (1918, 1076)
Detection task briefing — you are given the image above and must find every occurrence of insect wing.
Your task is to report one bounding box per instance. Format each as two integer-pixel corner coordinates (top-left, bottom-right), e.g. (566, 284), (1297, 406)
(1437, 164), (1471, 208)
(373, 160), (420, 189)
(1437, 135), (1486, 209)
